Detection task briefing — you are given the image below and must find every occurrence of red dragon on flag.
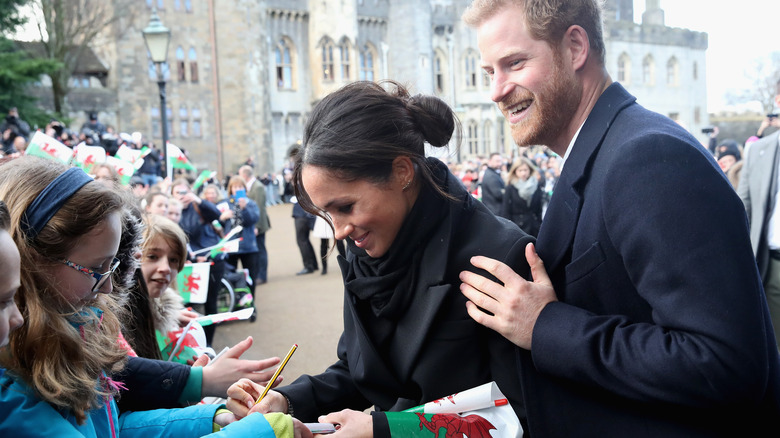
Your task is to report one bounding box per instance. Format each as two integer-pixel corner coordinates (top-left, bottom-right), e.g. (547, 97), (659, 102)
(416, 413), (496, 438)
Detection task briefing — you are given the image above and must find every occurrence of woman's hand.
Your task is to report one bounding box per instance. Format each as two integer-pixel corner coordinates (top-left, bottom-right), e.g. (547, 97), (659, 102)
(200, 336), (281, 398)
(226, 380), (289, 419)
(220, 210), (235, 221)
(318, 410), (372, 437)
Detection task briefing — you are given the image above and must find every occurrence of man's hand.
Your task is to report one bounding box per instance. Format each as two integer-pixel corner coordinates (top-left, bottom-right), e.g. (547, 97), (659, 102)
(459, 242), (557, 350)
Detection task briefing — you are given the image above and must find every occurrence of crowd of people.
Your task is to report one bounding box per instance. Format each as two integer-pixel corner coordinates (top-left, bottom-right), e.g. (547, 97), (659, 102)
(1, 0), (780, 436)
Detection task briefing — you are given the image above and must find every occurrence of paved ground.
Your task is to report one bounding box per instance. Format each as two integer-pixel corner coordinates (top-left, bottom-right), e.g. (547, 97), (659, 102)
(212, 202), (345, 385)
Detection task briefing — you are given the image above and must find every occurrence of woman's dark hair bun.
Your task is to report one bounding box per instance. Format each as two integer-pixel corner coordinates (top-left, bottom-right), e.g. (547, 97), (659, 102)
(406, 94), (455, 147)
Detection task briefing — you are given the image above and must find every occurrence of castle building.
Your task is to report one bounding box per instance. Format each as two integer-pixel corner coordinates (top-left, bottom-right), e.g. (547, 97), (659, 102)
(81, 0), (707, 175)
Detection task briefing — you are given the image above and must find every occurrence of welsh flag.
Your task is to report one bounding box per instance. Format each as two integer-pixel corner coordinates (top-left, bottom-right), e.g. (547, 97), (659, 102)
(114, 144), (142, 163)
(25, 131), (73, 164)
(104, 156), (136, 186)
(115, 144), (147, 170)
(177, 262), (210, 304)
(196, 307), (254, 327)
(209, 237), (241, 258)
(167, 142), (196, 171)
(387, 382), (523, 438)
(73, 142), (107, 174)
(192, 169), (217, 192)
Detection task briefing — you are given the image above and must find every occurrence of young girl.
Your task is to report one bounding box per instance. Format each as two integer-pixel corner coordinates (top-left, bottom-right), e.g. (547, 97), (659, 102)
(0, 201), (23, 348)
(139, 213), (209, 363)
(0, 156), (307, 437)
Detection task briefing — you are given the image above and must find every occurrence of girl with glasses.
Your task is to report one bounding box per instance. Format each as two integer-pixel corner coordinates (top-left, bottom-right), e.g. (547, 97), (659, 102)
(0, 156), (311, 437)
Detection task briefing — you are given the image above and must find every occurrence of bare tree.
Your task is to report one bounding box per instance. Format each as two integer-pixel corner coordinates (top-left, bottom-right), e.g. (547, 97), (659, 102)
(740, 52), (780, 114)
(26, 0), (136, 114)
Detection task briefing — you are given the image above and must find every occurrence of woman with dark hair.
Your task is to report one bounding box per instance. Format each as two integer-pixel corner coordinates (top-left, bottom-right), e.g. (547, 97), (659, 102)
(226, 81), (533, 436)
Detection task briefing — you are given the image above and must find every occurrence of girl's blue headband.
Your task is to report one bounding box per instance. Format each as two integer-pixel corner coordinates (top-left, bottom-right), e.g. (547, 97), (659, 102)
(20, 167), (93, 240)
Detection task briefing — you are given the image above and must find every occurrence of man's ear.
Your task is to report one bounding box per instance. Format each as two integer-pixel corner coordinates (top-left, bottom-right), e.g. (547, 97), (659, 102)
(565, 25), (590, 71)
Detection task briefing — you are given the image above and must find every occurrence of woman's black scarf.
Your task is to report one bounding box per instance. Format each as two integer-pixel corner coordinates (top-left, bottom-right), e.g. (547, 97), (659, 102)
(343, 158), (449, 350)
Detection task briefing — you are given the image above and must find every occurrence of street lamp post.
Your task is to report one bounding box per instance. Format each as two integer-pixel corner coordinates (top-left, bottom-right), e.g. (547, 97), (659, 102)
(142, 8), (171, 179)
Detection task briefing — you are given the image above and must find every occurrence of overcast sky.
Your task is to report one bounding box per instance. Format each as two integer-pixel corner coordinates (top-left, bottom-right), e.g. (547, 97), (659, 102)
(640, 0), (779, 113)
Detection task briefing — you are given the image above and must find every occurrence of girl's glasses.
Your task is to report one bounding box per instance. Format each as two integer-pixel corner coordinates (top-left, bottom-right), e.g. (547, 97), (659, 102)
(59, 257), (121, 293)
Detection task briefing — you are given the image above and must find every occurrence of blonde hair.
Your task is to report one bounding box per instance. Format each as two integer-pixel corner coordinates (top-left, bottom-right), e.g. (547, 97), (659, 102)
(0, 156), (128, 424)
(507, 157), (538, 185)
(141, 214), (188, 272)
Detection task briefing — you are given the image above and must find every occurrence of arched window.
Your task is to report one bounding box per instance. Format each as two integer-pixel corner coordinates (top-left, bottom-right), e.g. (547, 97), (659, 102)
(174, 0), (181, 10)
(179, 105), (189, 137)
(484, 120), (494, 153)
(176, 46), (186, 82)
(497, 119), (505, 152)
(188, 47), (198, 83)
(642, 54), (655, 86)
(192, 107), (202, 137)
(184, 0), (192, 12)
(275, 37), (295, 89)
(464, 50), (479, 90)
(321, 38), (335, 82)
(150, 107), (161, 138)
(340, 38), (352, 81)
(467, 120), (479, 156)
(617, 52), (631, 84)
(359, 43), (376, 81)
(666, 57), (679, 87)
(434, 49), (446, 94)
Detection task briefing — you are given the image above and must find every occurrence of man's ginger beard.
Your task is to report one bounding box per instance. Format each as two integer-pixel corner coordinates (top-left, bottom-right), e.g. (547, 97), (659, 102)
(507, 49), (582, 148)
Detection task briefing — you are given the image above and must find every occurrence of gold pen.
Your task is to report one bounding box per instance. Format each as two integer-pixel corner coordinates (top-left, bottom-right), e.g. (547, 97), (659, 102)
(254, 344), (298, 406)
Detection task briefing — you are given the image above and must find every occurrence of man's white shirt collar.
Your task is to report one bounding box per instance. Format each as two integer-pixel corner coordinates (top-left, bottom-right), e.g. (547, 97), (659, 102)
(560, 122), (585, 170)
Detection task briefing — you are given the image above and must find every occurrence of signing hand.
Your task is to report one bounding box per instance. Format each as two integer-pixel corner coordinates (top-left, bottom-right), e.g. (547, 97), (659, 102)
(200, 336), (281, 398)
(226, 380), (288, 418)
(318, 409), (372, 437)
(459, 242), (557, 350)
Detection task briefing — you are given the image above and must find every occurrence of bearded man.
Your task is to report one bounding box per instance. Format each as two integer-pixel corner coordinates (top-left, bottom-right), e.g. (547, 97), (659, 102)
(458, 1), (780, 436)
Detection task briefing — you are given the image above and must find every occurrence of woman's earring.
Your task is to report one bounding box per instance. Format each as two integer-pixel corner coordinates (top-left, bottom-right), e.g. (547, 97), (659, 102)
(402, 179), (412, 191)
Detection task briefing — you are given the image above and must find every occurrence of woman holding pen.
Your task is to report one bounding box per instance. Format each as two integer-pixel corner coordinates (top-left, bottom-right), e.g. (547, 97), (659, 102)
(226, 81), (533, 436)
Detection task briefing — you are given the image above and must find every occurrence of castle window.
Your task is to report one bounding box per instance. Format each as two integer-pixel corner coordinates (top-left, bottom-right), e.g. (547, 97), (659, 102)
(189, 47), (198, 83)
(179, 105), (189, 138)
(192, 107), (202, 137)
(359, 43), (376, 81)
(434, 50), (446, 94)
(617, 52), (631, 84)
(176, 46), (186, 82)
(321, 38), (335, 82)
(484, 120), (494, 153)
(467, 120), (479, 155)
(643, 54), (655, 86)
(275, 38), (295, 89)
(666, 57), (679, 87)
(464, 50), (478, 90)
(340, 38), (352, 81)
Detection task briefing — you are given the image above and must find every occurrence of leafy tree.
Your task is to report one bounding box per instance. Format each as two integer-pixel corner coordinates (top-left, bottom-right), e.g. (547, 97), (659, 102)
(0, 0), (60, 127)
(0, 0), (28, 33)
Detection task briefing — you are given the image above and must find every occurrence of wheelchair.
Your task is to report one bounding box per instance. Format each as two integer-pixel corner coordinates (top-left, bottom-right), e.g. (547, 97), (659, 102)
(216, 268), (253, 314)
